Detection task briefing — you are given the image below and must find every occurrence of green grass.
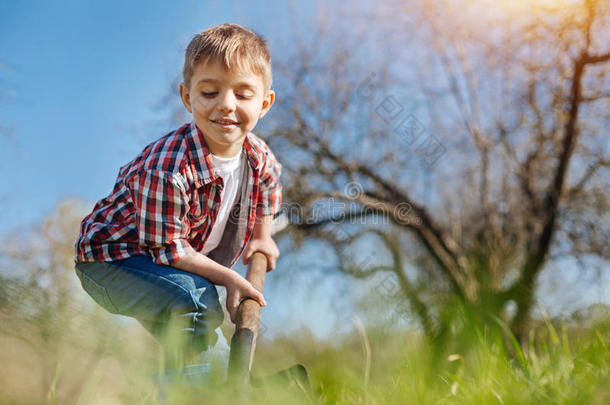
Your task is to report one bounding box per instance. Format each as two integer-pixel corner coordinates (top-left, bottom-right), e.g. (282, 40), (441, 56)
(0, 294), (608, 405)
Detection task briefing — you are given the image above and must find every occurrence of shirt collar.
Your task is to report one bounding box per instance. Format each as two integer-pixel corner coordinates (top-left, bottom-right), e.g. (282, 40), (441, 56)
(185, 122), (261, 185)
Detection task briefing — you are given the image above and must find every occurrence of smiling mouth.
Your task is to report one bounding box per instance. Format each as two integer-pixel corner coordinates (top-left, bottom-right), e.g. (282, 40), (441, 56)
(211, 119), (240, 125)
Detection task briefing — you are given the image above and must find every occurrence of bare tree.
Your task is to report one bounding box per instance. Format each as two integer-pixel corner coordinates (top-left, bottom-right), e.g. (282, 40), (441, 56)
(266, 0), (610, 342)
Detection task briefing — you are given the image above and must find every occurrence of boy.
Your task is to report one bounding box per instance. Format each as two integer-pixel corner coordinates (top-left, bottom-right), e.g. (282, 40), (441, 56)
(73, 24), (282, 381)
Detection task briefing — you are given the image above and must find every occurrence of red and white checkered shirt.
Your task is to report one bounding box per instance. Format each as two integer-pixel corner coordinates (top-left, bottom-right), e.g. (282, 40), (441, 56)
(75, 122), (282, 267)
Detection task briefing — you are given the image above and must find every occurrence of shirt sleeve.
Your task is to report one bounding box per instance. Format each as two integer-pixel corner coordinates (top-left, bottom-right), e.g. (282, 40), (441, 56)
(125, 169), (194, 265)
(256, 147), (283, 216)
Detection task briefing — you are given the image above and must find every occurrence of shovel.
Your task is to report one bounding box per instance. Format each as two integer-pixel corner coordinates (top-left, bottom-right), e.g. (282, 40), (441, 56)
(227, 251), (312, 396)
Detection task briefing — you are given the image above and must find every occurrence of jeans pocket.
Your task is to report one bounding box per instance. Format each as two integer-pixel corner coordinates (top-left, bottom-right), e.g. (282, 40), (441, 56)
(76, 267), (120, 314)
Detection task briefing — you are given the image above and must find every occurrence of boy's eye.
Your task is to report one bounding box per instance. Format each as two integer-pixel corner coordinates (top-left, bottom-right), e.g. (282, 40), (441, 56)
(200, 91), (253, 99)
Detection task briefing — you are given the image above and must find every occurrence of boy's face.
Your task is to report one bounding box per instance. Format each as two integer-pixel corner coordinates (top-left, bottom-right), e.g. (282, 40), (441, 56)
(179, 60), (275, 157)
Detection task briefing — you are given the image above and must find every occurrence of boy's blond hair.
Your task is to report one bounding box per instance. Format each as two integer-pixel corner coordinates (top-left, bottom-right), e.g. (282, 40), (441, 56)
(183, 23), (272, 90)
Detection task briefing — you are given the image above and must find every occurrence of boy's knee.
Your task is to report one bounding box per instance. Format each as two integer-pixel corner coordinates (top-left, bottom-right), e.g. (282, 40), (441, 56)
(190, 284), (223, 320)
(176, 285), (224, 348)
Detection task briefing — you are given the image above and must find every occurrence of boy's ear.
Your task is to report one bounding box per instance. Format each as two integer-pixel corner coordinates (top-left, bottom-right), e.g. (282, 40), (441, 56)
(258, 90), (275, 119)
(179, 82), (193, 113)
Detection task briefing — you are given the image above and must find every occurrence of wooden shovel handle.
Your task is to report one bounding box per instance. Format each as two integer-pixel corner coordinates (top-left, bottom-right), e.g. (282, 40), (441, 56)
(228, 251), (268, 383)
(235, 251), (267, 332)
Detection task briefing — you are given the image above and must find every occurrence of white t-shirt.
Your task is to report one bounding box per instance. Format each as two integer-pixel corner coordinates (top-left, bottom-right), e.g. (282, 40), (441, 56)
(201, 149), (244, 255)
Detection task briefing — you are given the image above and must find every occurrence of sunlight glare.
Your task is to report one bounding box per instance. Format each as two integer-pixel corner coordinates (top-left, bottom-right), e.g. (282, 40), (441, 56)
(473, 0), (581, 12)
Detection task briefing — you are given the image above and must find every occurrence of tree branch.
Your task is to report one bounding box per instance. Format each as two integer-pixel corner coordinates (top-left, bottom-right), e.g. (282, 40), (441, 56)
(510, 44), (610, 334)
(584, 52), (610, 65)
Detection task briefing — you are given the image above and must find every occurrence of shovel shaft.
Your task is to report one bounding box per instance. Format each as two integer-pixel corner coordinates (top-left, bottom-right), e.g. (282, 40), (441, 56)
(236, 252), (267, 332)
(228, 252), (268, 384)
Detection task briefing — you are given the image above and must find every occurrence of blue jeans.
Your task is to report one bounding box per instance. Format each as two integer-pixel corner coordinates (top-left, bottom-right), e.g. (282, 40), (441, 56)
(74, 255), (224, 369)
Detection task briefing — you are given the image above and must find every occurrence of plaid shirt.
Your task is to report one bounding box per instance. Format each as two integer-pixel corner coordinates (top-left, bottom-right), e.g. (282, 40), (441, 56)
(75, 122), (282, 267)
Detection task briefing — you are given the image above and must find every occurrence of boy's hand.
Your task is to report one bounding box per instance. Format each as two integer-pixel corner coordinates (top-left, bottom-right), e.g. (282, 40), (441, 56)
(242, 236), (279, 271)
(225, 272), (267, 324)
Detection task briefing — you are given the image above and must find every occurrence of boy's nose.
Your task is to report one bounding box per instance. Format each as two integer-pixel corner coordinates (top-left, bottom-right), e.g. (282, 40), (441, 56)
(217, 91), (236, 113)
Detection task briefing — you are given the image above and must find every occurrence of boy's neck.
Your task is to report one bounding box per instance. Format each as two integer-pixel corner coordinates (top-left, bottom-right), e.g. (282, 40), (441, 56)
(209, 145), (242, 158)
(204, 136), (245, 158)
